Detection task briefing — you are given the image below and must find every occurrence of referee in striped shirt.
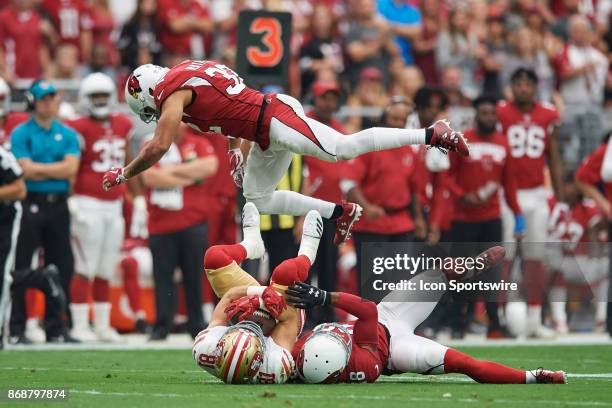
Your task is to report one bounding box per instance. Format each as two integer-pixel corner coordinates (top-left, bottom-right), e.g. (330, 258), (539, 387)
(0, 145), (25, 348)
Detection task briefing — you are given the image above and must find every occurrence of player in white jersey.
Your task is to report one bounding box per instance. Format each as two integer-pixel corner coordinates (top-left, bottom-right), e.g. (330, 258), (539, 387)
(192, 203), (323, 383)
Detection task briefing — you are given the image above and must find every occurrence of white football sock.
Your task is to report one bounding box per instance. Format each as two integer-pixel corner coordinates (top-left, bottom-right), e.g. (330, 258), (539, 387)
(249, 191), (336, 219)
(336, 127), (426, 160)
(525, 371), (537, 384)
(93, 302), (112, 332)
(70, 303), (90, 331)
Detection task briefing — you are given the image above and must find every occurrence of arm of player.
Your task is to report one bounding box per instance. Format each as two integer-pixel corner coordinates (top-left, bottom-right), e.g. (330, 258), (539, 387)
(547, 127), (565, 202)
(208, 286), (251, 327)
(286, 283), (379, 351)
(0, 177), (26, 201)
(270, 305), (300, 351)
(121, 90), (192, 181)
(141, 166), (194, 188)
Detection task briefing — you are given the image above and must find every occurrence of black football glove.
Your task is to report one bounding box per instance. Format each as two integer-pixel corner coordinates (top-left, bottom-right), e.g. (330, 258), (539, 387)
(285, 281), (330, 309)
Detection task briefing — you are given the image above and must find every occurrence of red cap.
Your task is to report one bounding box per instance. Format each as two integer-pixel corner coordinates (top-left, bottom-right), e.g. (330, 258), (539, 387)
(360, 67), (383, 81)
(312, 80), (340, 97)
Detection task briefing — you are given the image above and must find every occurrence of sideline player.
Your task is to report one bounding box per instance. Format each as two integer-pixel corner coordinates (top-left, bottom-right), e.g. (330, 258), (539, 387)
(497, 68), (564, 337)
(192, 203), (323, 383)
(65, 73), (145, 342)
(103, 60), (469, 244)
(287, 249), (566, 385)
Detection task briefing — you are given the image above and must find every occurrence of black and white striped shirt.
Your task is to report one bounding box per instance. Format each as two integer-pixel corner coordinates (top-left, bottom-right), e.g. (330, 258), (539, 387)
(0, 145), (22, 191)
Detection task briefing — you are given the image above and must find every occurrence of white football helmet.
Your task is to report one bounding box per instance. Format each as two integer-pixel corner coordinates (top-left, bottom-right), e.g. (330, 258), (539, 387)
(0, 77), (10, 117)
(79, 72), (116, 119)
(296, 323), (352, 383)
(125, 64), (168, 123)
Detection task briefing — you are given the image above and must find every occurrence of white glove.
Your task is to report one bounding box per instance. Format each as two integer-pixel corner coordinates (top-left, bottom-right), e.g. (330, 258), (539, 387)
(130, 195), (149, 239)
(228, 148), (245, 188)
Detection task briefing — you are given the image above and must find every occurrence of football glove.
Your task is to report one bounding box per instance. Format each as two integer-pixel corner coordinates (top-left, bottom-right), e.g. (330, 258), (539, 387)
(228, 148), (245, 188)
(261, 287), (286, 318)
(102, 167), (127, 191)
(224, 295), (260, 322)
(285, 281), (330, 309)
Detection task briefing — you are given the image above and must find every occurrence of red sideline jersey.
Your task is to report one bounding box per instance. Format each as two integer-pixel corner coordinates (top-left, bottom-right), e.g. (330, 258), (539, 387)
(448, 129), (521, 222)
(496, 100), (560, 190)
(292, 321), (390, 383)
(65, 114), (132, 200)
(576, 142), (612, 200)
(41, 0), (93, 49)
(1, 112), (29, 148)
(153, 60), (265, 145)
(345, 146), (422, 234)
(548, 198), (602, 254)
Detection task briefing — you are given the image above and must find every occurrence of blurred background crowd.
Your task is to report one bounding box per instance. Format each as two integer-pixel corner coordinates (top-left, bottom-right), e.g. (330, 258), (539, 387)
(0, 0), (611, 346)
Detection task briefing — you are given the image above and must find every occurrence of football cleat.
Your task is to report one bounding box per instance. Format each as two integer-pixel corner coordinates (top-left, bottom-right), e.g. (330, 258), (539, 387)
(533, 368), (567, 384)
(429, 119), (469, 157)
(70, 326), (98, 343)
(302, 210), (323, 240)
(333, 202), (362, 245)
(95, 327), (122, 343)
(241, 202), (265, 259)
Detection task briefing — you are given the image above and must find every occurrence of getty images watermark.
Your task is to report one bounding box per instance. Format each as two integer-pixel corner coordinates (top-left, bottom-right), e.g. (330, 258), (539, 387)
(359, 242), (609, 303)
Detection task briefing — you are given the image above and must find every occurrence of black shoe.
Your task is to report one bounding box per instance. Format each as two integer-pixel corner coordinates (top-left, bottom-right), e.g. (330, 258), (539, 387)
(135, 319), (149, 334)
(149, 328), (168, 341)
(451, 329), (465, 339)
(9, 335), (32, 345)
(47, 331), (80, 344)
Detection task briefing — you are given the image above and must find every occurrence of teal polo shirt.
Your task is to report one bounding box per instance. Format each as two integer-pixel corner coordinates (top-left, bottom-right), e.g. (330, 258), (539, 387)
(10, 118), (81, 193)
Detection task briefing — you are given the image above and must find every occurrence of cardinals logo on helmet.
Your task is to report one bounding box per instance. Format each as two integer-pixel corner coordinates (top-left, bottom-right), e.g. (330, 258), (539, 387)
(127, 75), (142, 99)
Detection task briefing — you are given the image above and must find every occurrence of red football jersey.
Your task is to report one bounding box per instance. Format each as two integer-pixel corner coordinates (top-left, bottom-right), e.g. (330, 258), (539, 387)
(292, 321), (390, 384)
(496, 100), (560, 190)
(41, 0), (92, 48)
(65, 114), (132, 200)
(1, 112), (29, 148)
(0, 7), (45, 79)
(158, 0), (210, 57)
(153, 60), (265, 145)
(548, 199), (602, 254)
(448, 129), (521, 222)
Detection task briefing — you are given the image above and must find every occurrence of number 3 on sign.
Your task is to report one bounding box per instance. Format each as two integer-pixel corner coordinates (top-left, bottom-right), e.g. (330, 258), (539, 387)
(247, 17), (283, 67)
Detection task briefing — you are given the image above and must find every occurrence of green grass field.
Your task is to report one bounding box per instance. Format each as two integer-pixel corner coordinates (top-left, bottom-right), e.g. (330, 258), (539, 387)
(1, 345), (611, 407)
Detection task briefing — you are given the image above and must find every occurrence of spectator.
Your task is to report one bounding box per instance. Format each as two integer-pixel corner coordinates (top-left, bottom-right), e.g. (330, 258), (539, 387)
(345, 67), (389, 133)
(81, 43), (118, 80)
(389, 65), (424, 104)
(0, 145), (26, 348)
(298, 4), (344, 96)
(480, 12), (511, 98)
(304, 80), (345, 322)
(377, 0), (422, 65)
(501, 27), (555, 103)
(0, 78), (29, 149)
(550, 0), (582, 41)
(344, 0), (398, 90)
(209, 0), (258, 61)
(50, 44), (81, 80)
(412, 0), (442, 85)
(343, 97), (425, 294)
(9, 80), (81, 343)
(447, 95), (522, 339)
(141, 124), (218, 340)
(0, 0), (56, 81)
(436, 6), (481, 98)
(158, 0), (213, 65)
(41, 0), (93, 62)
(118, 0), (163, 71)
(89, 0), (119, 67)
(557, 15), (609, 165)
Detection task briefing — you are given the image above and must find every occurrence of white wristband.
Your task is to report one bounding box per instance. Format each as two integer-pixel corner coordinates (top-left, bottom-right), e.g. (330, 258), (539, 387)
(246, 286), (265, 297)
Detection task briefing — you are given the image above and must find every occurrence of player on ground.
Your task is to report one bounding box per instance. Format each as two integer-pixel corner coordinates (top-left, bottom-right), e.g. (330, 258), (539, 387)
(192, 202), (323, 383)
(102, 60), (469, 244)
(497, 67), (564, 338)
(65, 73), (146, 342)
(287, 248), (566, 385)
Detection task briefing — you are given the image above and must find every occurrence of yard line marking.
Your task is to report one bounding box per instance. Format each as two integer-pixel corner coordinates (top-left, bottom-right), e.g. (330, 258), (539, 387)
(567, 373), (612, 379)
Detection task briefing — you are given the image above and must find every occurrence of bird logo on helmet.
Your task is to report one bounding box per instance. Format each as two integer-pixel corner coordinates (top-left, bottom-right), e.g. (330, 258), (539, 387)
(214, 321), (266, 384)
(124, 64), (168, 124)
(296, 323), (352, 384)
